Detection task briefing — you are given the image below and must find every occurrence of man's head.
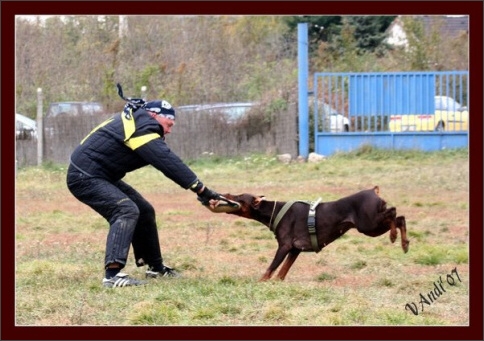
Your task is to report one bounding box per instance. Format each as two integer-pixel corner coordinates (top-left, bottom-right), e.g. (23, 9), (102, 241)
(143, 100), (175, 119)
(143, 100), (176, 134)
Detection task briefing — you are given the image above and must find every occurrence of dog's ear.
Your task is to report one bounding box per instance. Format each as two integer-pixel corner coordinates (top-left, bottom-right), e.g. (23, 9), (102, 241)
(252, 195), (265, 207)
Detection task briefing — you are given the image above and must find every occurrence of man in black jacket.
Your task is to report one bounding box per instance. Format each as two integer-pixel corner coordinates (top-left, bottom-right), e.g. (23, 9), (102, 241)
(67, 99), (221, 288)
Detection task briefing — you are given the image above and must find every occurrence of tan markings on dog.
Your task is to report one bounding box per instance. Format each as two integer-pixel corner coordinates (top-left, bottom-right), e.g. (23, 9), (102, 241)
(221, 187), (409, 281)
(254, 196), (265, 206)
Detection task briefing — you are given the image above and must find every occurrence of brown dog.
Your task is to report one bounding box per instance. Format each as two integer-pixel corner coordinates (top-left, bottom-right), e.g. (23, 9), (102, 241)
(221, 186), (409, 281)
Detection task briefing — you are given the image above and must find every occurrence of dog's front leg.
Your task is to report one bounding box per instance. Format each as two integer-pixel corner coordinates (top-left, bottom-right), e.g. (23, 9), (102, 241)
(259, 244), (292, 281)
(259, 270), (274, 281)
(396, 216), (410, 253)
(384, 207), (398, 243)
(275, 248), (301, 281)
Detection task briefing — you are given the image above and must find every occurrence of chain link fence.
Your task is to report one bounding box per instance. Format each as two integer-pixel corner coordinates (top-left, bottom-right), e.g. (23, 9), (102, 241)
(16, 104), (298, 168)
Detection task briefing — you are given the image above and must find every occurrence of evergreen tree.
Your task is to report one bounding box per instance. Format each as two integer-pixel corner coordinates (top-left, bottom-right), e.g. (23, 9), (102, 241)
(283, 16), (342, 53)
(345, 16), (396, 54)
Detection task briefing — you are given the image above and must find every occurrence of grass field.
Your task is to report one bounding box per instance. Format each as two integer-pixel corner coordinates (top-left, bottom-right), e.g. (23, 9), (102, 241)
(15, 147), (470, 327)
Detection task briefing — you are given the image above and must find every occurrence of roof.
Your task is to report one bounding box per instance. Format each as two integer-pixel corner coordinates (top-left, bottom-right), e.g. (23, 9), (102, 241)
(16, 113), (37, 128)
(385, 15), (468, 47)
(419, 15), (468, 37)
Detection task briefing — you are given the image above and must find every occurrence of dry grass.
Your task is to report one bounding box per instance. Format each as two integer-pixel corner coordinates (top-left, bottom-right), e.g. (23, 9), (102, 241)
(15, 148), (470, 327)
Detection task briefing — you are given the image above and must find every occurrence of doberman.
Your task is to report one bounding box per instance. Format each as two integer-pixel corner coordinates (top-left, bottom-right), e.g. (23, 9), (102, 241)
(221, 186), (409, 281)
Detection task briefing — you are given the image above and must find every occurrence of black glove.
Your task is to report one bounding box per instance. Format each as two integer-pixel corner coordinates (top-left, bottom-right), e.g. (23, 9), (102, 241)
(197, 187), (221, 205)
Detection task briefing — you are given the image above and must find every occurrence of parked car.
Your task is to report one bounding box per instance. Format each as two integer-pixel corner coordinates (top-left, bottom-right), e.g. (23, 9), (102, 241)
(326, 109), (350, 133)
(313, 101), (350, 133)
(389, 96), (468, 132)
(177, 102), (257, 123)
(44, 101), (106, 138)
(16, 113), (37, 140)
(46, 101), (105, 117)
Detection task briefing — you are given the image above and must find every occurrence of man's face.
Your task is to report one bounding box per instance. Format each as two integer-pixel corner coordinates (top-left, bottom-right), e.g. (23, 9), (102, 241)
(155, 114), (176, 135)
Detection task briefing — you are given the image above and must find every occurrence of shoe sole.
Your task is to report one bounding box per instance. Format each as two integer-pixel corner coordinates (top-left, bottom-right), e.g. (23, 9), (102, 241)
(146, 272), (180, 279)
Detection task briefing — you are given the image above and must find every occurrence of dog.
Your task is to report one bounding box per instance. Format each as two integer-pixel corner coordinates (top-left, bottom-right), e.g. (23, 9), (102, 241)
(221, 186), (409, 281)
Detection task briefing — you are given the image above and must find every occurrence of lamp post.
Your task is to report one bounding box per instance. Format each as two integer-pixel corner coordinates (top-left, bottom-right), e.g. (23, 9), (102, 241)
(141, 86), (147, 100)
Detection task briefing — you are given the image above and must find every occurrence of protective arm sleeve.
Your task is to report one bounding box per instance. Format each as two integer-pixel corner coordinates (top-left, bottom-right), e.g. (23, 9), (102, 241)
(135, 139), (198, 189)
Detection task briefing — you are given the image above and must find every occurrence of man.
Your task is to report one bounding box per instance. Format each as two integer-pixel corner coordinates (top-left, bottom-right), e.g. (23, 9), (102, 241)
(66, 98), (221, 288)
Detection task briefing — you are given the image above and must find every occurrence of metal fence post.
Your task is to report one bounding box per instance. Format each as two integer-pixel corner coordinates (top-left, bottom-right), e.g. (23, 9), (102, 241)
(37, 88), (43, 166)
(298, 23), (309, 159)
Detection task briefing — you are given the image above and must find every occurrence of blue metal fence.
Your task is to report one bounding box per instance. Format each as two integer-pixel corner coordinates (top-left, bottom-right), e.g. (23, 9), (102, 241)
(312, 71), (469, 156)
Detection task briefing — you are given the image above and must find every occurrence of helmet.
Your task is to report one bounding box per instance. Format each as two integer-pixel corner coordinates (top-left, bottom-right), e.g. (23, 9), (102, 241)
(142, 100), (176, 119)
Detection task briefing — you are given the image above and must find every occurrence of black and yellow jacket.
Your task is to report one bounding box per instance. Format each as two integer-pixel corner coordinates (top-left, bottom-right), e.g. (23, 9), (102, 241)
(69, 108), (198, 189)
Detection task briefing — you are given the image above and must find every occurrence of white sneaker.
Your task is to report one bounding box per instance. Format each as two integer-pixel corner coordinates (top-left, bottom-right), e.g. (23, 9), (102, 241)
(145, 266), (181, 278)
(102, 272), (146, 288)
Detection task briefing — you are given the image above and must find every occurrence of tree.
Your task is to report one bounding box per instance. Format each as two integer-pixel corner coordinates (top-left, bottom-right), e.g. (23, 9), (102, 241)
(283, 16), (342, 53)
(14, 15), (468, 118)
(345, 16), (395, 55)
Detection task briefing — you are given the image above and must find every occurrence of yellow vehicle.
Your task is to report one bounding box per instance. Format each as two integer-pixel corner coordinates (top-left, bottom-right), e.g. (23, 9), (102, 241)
(389, 96), (468, 132)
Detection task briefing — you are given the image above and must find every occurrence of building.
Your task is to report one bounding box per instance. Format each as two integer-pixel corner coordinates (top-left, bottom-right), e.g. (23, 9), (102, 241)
(385, 15), (469, 48)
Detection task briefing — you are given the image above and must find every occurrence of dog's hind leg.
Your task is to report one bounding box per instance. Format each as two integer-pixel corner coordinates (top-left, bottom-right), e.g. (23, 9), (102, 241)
(275, 248), (301, 281)
(259, 245), (292, 281)
(396, 216), (409, 253)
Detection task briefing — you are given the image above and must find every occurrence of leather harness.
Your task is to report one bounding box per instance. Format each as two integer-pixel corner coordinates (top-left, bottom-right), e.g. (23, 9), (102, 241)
(270, 198), (322, 252)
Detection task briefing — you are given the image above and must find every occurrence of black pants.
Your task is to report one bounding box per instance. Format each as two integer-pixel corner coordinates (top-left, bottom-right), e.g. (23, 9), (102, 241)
(66, 166), (163, 270)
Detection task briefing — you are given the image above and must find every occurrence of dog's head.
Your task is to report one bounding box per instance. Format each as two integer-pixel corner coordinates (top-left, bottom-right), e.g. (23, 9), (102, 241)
(220, 193), (265, 218)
